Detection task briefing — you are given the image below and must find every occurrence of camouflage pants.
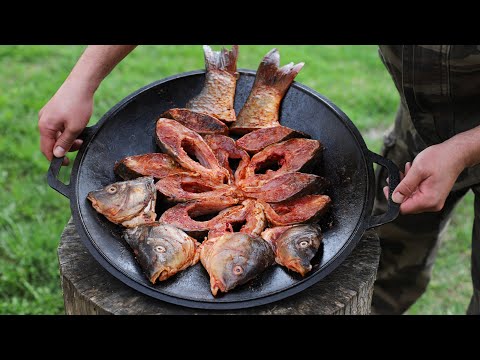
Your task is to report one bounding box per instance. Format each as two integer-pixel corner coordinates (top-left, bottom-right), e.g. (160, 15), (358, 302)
(371, 102), (480, 315)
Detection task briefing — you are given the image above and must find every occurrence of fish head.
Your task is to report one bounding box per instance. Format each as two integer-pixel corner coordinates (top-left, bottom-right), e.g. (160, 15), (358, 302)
(87, 177), (156, 225)
(124, 224), (196, 283)
(206, 233), (274, 295)
(275, 224), (323, 276)
(137, 233), (181, 283)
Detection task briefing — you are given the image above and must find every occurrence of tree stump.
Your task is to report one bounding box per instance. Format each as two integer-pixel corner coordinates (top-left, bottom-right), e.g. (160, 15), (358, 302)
(58, 218), (380, 315)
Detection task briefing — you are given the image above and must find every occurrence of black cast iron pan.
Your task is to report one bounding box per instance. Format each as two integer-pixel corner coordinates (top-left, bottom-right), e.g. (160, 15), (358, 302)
(47, 69), (400, 310)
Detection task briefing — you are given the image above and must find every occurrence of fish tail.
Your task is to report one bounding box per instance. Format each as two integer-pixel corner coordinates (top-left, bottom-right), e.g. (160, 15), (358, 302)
(203, 45), (239, 75)
(255, 48), (304, 95)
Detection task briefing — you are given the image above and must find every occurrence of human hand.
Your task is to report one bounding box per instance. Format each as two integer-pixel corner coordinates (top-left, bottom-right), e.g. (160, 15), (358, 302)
(38, 78), (94, 166)
(383, 142), (466, 214)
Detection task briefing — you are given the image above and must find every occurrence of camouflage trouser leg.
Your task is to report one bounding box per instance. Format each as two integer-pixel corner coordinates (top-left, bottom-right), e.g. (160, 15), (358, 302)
(370, 103), (477, 314)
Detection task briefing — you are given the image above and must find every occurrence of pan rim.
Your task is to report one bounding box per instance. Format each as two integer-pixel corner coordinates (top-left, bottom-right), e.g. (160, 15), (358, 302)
(69, 69), (375, 310)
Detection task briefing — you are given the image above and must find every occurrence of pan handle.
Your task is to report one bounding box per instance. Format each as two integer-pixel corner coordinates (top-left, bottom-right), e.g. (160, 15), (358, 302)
(366, 150), (401, 229)
(46, 125), (97, 199)
(47, 156), (71, 198)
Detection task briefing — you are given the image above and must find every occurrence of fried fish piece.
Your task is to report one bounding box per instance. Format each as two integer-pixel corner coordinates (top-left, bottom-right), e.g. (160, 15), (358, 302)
(158, 197), (240, 237)
(200, 233), (275, 296)
(114, 153), (187, 180)
(241, 172), (328, 203)
(87, 177), (156, 228)
(155, 173), (243, 203)
(161, 108), (228, 136)
(186, 45), (239, 123)
(239, 138), (323, 185)
(230, 48), (304, 134)
(208, 199), (266, 239)
(262, 224), (323, 276)
(204, 134), (250, 185)
(156, 118), (229, 183)
(236, 125), (310, 154)
(124, 223), (200, 283)
(261, 194), (331, 226)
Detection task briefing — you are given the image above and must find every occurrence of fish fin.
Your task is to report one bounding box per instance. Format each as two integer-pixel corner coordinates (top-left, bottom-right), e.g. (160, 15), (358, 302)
(203, 45), (239, 75)
(149, 270), (163, 284)
(255, 48), (304, 95)
(210, 277), (221, 296)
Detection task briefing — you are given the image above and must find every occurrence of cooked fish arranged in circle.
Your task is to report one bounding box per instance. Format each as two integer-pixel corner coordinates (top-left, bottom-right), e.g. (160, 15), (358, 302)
(87, 45), (333, 295)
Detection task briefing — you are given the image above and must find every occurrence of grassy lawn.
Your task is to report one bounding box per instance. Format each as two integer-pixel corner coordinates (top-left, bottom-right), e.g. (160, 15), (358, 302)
(0, 45), (473, 314)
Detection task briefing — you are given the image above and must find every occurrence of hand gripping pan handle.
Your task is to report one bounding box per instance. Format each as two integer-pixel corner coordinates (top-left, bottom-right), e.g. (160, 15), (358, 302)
(47, 125), (97, 198)
(366, 150), (401, 229)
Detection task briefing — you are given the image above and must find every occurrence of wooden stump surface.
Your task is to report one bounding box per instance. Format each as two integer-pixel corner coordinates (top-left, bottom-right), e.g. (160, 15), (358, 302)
(58, 218), (380, 315)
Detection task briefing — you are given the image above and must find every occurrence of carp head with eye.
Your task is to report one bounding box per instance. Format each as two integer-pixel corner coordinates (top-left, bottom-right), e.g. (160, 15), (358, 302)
(200, 233), (275, 296)
(275, 224), (323, 276)
(124, 223), (200, 283)
(87, 176), (157, 228)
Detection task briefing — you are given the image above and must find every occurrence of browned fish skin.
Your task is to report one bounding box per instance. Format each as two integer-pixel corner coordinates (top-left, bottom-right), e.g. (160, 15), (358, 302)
(261, 194), (331, 226)
(241, 172), (328, 203)
(200, 233), (275, 296)
(87, 177), (157, 228)
(204, 134), (250, 185)
(186, 45), (239, 123)
(230, 48), (304, 135)
(208, 199), (266, 239)
(114, 153), (187, 180)
(236, 125), (310, 154)
(155, 173), (243, 203)
(156, 118), (228, 183)
(158, 197), (240, 237)
(123, 223), (200, 283)
(239, 138), (323, 185)
(270, 224), (323, 276)
(161, 108), (229, 136)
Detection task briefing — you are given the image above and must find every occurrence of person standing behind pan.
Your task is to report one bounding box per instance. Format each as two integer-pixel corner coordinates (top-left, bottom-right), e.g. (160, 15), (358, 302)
(38, 45), (480, 314)
(371, 45), (480, 315)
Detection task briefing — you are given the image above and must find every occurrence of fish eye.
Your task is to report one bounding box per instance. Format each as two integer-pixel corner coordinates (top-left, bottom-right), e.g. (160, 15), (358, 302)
(155, 245), (166, 253)
(107, 186), (117, 194)
(298, 240), (310, 248)
(233, 265), (243, 275)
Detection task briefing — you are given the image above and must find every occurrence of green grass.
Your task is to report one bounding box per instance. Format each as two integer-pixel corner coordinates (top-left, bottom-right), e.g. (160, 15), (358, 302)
(0, 45), (473, 314)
